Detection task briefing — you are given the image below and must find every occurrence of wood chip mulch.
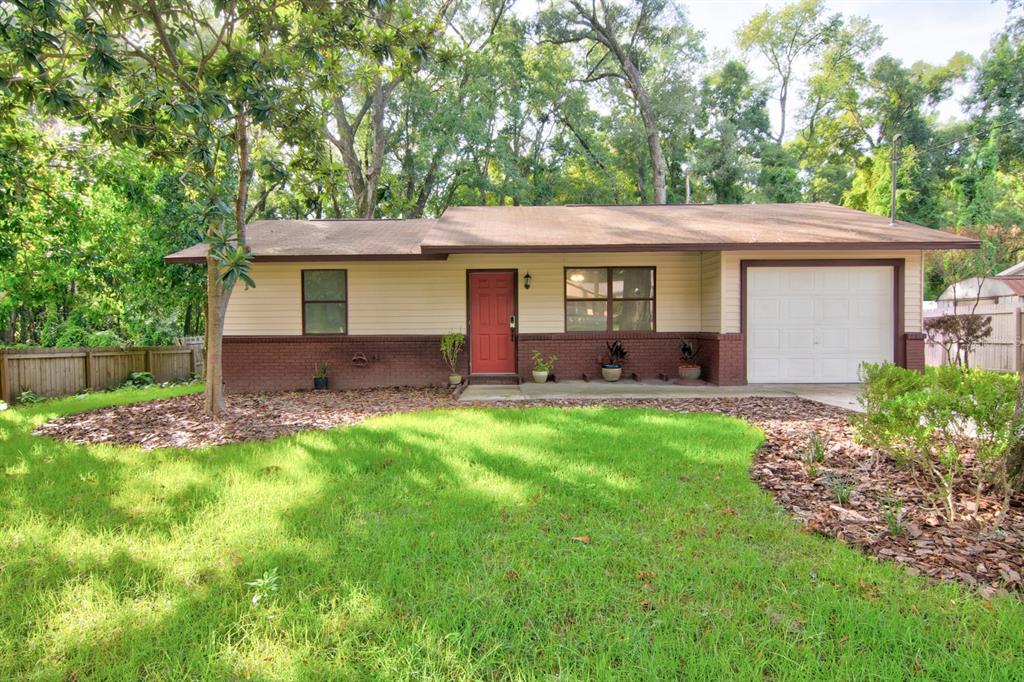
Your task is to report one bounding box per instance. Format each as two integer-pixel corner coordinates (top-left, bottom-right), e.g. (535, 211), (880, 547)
(34, 391), (1022, 596)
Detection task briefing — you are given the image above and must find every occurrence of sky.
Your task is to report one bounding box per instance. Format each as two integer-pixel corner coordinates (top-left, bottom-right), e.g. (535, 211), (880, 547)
(518, 0), (1010, 136)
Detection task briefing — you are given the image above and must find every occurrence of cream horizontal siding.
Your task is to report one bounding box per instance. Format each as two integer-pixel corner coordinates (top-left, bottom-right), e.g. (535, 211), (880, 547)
(699, 251), (722, 333)
(718, 250), (925, 334)
(223, 252), (701, 336)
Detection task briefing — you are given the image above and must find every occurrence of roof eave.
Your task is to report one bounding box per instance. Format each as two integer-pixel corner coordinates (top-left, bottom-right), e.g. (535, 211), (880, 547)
(164, 252), (450, 265)
(419, 240), (981, 255)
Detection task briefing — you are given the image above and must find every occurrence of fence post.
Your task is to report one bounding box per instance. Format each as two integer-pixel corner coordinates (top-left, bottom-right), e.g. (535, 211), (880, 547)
(1015, 308), (1023, 373)
(145, 349), (154, 375)
(84, 350), (94, 391)
(0, 350), (8, 404)
(191, 348), (202, 379)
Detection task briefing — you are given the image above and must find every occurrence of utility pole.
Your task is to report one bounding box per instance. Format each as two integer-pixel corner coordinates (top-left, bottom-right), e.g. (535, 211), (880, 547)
(890, 133), (902, 225)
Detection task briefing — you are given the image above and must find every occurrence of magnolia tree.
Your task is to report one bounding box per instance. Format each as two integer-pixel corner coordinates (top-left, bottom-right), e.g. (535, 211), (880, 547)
(1, 0), (430, 416)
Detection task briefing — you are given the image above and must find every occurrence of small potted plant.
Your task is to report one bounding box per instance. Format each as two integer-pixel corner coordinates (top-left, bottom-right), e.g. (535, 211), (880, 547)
(531, 350), (557, 383)
(440, 331), (466, 385)
(602, 340), (628, 382)
(313, 362), (329, 390)
(678, 338), (701, 380)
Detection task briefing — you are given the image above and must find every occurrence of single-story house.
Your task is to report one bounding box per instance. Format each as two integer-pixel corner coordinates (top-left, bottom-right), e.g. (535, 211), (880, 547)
(165, 203), (979, 391)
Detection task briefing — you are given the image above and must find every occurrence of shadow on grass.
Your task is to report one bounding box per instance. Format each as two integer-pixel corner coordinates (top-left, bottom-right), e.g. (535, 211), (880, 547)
(2, 399), (1023, 679)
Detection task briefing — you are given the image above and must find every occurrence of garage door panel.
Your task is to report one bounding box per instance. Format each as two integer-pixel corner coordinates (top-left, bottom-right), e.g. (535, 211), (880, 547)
(782, 298), (814, 323)
(749, 328), (781, 351)
(747, 266), (894, 383)
(781, 358), (815, 381)
(784, 329), (815, 352)
(818, 298), (851, 323)
(750, 299), (781, 322)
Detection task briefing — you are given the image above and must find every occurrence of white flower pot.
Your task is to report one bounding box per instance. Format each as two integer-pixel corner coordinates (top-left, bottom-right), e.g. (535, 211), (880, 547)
(532, 370), (549, 384)
(448, 373), (462, 385)
(602, 366), (622, 382)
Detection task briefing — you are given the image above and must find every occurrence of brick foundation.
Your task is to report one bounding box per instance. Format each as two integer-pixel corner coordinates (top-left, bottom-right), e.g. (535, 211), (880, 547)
(222, 329), (919, 392)
(222, 336), (465, 392)
(694, 333), (746, 386)
(904, 332), (926, 373)
(223, 332), (749, 392)
(517, 332), (681, 382)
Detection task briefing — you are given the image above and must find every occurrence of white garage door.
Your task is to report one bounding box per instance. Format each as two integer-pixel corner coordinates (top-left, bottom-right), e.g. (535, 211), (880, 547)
(746, 266), (894, 383)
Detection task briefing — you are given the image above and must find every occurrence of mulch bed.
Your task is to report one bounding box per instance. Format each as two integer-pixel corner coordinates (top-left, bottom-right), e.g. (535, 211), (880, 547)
(34, 390), (1023, 596)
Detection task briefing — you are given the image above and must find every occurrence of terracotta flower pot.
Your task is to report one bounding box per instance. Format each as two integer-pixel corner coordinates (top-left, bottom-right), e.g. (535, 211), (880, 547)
(678, 365), (701, 380)
(602, 365), (622, 382)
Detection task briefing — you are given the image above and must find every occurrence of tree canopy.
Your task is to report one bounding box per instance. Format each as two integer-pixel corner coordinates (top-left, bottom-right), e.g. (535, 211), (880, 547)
(1, 0), (1022, 352)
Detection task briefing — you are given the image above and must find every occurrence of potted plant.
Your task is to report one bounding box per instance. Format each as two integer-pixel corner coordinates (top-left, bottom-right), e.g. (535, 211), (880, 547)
(678, 338), (701, 380)
(313, 362), (329, 390)
(531, 350), (557, 383)
(602, 340), (628, 382)
(440, 332), (466, 385)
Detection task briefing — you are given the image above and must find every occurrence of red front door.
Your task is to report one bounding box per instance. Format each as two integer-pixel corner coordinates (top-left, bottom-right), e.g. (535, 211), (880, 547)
(469, 271), (516, 374)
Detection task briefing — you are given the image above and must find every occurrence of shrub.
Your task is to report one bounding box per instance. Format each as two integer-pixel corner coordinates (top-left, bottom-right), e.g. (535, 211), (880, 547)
(440, 332), (466, 374)
(16, 390), (44, 404)
(854, 363), (1019, 524)
(531, 350), (557, 373)
(124, 371), (155, 387)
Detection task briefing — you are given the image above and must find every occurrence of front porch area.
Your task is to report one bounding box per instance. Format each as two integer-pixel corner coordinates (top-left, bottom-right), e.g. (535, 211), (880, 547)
(459, 380), (864, 412)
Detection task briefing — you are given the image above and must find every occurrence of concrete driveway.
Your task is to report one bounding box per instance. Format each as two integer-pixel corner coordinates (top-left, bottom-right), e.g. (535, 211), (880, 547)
(459, 381), (864, 412)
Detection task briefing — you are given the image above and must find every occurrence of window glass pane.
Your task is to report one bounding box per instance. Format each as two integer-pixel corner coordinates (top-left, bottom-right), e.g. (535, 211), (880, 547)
(566, 301), (608, 331)
(304, 302), (346, 333)
(613, 300), (653, 331)
(613, 268), (654, 299)
(565, 268), (608, 299)
(303, 270), (346, 301)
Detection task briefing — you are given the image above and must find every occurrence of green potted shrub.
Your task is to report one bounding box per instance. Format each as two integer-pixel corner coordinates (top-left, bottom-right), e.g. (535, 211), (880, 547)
(313, 362), (329, 390)
(678, 338), (701, 380)
(531, 350), (557, 383)
(602, 340), (628, 382)
(441, 332), (467, 385)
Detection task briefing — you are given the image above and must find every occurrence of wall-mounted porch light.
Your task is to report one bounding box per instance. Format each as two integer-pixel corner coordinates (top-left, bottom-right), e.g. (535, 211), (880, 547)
(523, 272), (532, 290)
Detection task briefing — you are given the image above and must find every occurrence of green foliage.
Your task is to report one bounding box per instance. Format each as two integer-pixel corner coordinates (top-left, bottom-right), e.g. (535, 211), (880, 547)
(854, 363), (1019, 524)
(313, 362), (329, 380)
(15, 390), (44, 405)
(530, 350), (557, 373)
(824, 473), (852, 506)
(123, 371), (155, 388)
(439, 332), (466, 373)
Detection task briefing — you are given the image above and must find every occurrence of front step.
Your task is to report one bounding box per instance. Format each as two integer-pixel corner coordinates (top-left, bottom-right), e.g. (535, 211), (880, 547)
(469, 373), (521, 385)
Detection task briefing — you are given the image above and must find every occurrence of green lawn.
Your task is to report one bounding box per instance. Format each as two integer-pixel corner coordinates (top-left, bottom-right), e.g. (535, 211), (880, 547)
(1, 387), (1022, 680)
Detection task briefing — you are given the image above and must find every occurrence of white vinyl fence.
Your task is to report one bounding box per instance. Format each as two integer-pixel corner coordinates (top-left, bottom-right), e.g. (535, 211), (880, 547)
(924, 302), (1024, 372)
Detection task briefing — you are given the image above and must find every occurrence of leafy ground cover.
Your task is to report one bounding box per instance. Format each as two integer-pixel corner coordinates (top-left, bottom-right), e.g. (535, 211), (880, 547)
(2, 387), (1023, 679)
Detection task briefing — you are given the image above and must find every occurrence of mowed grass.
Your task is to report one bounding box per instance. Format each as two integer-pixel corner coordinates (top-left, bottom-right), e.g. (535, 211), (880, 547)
(1, 387), (1022, 680)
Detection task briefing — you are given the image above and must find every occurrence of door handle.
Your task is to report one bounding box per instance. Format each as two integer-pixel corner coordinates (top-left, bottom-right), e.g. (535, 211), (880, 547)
(509, 315), (517, 330)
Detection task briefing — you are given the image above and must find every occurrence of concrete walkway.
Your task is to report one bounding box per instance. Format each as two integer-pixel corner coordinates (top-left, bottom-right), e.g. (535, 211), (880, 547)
(460, 381), (864, 412)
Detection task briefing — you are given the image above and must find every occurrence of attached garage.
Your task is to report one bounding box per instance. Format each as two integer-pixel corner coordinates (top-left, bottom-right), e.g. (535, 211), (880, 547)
(744, 262), (897, 383)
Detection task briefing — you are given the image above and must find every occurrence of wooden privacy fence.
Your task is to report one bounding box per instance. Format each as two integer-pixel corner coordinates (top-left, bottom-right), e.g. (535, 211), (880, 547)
(924, 303), (1024, 372)
(0, 346), (203, 404)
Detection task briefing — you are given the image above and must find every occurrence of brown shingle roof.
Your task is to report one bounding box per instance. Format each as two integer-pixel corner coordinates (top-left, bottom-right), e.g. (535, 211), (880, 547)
(164, 218), (439, 263)
(421, 203), (979, 253)
(165, 203), (979, 263)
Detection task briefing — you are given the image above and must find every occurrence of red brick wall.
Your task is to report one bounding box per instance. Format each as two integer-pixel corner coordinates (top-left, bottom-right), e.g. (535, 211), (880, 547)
(904, 332), (926, 373)
(222, 332), (749, 391)
(222, 336), (464, 392)
(695, 333), (746, 386)
(517, 332), (682, 381)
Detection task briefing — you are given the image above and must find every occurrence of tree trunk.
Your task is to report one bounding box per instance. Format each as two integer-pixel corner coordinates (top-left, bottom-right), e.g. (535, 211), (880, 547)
(203, 258), (228, 416)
